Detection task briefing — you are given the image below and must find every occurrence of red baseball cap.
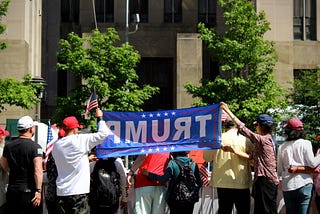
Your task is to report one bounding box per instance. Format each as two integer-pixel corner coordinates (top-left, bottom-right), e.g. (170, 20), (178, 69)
(283, 118), (304, 130)
(58, 129), (65, 138)
(62, 116), (83, 130)
(0, 126), (9, 137)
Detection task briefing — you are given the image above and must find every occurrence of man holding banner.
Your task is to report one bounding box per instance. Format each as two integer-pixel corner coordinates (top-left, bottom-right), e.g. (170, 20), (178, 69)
(52, 108), (111, 214)
(204, 118), (254, 214)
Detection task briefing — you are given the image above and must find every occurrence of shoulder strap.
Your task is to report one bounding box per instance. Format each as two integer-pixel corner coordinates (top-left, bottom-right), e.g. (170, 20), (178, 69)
(189, 161), (195, 169)
(174, 159), (184, 169)
(174, 159), (195, 171)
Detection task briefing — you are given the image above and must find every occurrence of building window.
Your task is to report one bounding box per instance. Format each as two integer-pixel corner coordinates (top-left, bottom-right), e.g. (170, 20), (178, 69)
(136, 58), (173, 110)
(293, 0), (316, 40)
(61, 0), (80, 23)
(130, 0), (148, 23)
(95, 0), (114, 23)
(198, 0), (216, 27)
(164, 0), (182, 23)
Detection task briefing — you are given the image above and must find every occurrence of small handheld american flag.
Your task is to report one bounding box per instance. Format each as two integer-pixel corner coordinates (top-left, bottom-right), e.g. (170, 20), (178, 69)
(44, 120), (55, 170)
(86, 91), (99, 113)
(221, 110), (229, 122)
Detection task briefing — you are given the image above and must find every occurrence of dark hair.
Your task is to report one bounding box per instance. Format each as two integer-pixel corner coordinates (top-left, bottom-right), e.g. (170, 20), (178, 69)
(285, 128), (305, 141)
(224, 119), (235, 129)
(18, 128), (30, 134)
(171, 151), (189, 158)
(259, 124), (274, 134)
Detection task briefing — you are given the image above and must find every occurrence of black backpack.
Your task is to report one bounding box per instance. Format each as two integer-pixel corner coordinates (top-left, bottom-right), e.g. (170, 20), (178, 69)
(168, 160), (200, 204)
(89, 158), (121, 209)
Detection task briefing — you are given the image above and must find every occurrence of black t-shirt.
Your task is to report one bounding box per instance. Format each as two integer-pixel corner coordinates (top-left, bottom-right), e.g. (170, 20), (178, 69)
(3, 137), (43, 191)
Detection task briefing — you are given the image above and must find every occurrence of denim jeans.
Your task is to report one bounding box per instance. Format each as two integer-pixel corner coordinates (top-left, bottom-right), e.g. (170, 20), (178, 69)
(283, 183), (313, 214)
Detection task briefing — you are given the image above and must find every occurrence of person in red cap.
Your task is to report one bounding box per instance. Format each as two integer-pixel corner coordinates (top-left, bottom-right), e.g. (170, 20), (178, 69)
(220, 102), (279, 214)
(277, 118), (320, 214)
(0, 126), (9, 213)
(52, 108), (111, 214)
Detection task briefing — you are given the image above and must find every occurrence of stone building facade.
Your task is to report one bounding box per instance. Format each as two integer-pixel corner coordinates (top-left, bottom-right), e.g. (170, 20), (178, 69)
(0, 0), (319, 127)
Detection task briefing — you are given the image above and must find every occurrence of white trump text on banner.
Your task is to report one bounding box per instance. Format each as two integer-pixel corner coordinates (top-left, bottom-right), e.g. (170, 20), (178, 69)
(96, 103), (222, 158)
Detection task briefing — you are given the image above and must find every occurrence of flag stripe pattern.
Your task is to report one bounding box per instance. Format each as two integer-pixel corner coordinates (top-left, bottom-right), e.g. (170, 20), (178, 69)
(221, 110), (229, 122)
(200, 162), (210, 187)
(86, 91), (98, 113)
(44, 120), (55, 170)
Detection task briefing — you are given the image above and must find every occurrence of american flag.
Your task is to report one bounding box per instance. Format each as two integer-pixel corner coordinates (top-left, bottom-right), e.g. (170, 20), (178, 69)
(221, 110), (229, 122)
(44, 120), (55, 170)
(86, 91), (99, 113)
(200, 162), (210, 187)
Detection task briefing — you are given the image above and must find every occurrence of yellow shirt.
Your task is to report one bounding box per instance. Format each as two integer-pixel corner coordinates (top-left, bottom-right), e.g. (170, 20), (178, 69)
(203, 128), (254, 189)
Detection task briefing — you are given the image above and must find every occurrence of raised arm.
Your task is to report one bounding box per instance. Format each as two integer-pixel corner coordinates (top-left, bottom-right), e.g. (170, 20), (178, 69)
(220, 102), (242, 126)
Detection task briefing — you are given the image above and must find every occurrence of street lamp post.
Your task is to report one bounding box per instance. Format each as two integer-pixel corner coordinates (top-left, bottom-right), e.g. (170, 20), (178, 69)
(125, 0), (140, 44)
(31, 77), (47, 145)
(124, 0), (140, 168)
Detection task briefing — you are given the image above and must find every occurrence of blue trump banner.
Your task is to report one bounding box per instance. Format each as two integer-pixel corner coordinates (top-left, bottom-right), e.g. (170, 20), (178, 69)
(96, 103), (222, 158)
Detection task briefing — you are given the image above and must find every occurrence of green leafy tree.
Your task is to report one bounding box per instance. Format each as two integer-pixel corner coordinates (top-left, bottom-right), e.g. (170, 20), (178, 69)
(288, 68), (320, 143)
(54, 28), (159, 127)
(185, 0), (287, 128)
(0, 0), (43, 112)
(0, 74), (43, 112)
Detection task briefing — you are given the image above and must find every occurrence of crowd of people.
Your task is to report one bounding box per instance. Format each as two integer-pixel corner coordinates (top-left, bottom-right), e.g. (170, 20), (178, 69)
(0, 103), (319, 214)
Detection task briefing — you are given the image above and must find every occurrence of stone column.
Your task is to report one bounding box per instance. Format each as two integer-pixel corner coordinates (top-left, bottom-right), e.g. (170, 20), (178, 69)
(176, 33), (202, 109)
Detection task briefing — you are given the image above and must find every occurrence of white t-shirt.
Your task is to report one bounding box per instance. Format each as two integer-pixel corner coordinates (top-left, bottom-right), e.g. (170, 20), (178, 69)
(277, 138), (320, 191)
(52, 120), (111, 196)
